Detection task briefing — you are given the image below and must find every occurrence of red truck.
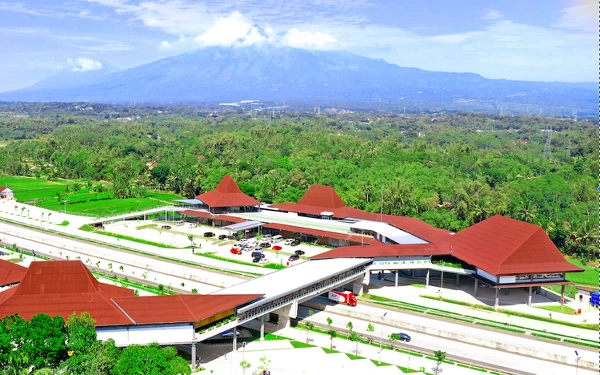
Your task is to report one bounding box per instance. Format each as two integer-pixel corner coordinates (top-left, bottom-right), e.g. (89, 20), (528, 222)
(327, 290), (357, 306)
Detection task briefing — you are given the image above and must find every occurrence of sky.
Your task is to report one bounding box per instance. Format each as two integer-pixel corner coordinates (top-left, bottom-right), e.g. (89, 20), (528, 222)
(0, 0), (596, 92)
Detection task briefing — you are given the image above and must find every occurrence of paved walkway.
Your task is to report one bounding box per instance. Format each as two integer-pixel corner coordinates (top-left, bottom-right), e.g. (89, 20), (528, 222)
(368, 276), (598, 340)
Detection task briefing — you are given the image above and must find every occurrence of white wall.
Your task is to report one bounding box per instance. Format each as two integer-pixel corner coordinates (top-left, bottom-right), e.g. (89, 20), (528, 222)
(97, 323), (194, 347)
(476, 268), (497, 282)
(369, 256), (431, 271)
(498, 275), (516, 284)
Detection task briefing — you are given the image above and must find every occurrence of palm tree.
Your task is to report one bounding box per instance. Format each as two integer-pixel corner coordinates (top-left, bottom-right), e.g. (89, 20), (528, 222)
(327, 317), (336, 349)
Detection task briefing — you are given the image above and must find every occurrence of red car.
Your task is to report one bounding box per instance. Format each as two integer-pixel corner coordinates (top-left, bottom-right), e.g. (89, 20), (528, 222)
(272, 245), (282, 251)
(230, 248), (242, 255)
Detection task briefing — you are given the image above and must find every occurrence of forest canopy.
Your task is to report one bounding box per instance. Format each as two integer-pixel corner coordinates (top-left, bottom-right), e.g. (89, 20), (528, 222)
(0, 106), (595, 260)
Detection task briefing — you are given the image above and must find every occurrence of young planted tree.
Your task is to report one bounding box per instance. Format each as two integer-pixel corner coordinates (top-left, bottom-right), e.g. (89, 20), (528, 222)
(187, 235), (194, 247)
(304, 309), (315, 344)
(349, 330), (362, 355)
(326, 317), (337, 350)
(366, 323), (375, 344)
(388, 333), (400, 351)
(346, 321), (353, 334)
(433, 350), (446, 374)
(239, 360), (251, 375)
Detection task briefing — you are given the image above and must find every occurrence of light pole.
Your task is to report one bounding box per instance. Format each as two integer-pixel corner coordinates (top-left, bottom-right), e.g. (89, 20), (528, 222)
(378, 312), (387, 364)
(575, 350), (580, 375)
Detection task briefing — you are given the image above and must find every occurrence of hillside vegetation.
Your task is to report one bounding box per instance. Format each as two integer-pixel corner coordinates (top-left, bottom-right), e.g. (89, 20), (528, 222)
(0, 108), (595, 260)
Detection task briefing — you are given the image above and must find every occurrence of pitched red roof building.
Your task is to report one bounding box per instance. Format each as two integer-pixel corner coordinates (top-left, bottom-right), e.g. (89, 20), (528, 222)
(0, 261), (261, 326)
(0, 259), (27, 287)
(311, 243), (449, 259)
(271, 185), (450, 244)
(196, 175), (260, 208)
(450, 216), (583, 276)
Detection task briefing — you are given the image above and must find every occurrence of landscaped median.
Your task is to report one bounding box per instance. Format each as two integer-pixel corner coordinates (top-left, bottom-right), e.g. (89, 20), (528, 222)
(289, 321), (511, 375)
(358, 294), (599, 350)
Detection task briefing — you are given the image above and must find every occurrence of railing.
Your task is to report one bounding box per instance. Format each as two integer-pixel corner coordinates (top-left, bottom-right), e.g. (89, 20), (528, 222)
(237, 263), (370, 322)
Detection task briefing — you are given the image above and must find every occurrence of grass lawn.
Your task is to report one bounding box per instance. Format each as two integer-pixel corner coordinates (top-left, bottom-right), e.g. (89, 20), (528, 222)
(40, 197), (166, 217)
(535, 305), (576, 315)
(0, 175), (68, 202)
(145, 191), (185, 203)
(565, 258), (599, 286)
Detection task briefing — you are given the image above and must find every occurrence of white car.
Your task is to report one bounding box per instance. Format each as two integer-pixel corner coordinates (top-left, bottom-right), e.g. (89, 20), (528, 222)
(189, 223), (197, 228)
(284, 239), (294, 245)
(259, 258), (269, 265)
(176, 221), (184, 226)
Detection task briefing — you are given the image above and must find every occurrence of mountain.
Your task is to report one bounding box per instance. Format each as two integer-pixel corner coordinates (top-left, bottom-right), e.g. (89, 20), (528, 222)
(0, 46), (595, 115)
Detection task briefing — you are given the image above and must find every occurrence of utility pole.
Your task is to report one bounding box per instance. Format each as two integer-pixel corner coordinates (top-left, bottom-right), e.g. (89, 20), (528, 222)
(543, 124), (552, 159)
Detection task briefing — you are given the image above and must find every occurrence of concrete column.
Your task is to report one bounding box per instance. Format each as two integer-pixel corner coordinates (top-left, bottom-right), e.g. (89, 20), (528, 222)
(560, 285), (565, 306)
(505, 288), (510, 296)
(425, 269), (430, 287)
(260, 315), (265, 341)
(394, 271), (398, 287)
(528, 287), (532, 307)
(455, 274), (460, 287)
(473, 280), (478, 297)
(494, 288), (500, 310)
(232, 327), (237, 351)
(411, 270), (415, 277)
(191, 342), (197, 369)
(352, 280), (364, 296)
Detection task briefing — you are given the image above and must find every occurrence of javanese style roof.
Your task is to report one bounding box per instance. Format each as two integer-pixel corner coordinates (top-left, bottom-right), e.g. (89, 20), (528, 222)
(196, 175), (260, 208)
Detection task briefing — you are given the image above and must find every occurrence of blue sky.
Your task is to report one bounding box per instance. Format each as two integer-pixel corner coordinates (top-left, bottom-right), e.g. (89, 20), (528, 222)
(0, 0), (596, 92)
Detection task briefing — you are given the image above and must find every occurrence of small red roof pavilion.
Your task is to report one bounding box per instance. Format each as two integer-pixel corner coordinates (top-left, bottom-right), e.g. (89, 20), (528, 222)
(196, 175), (260, 209)
(0, 259), (27, 287)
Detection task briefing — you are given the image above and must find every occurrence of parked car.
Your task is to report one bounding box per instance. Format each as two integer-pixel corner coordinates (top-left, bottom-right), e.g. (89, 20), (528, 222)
(272, 245), (282, 251)
(227, 235), (236, 240)
(175, 221), (184, 226)
(230, 248), (242, 255)
(294, 250), (305, 256)
(203, 232), (215, 237)
(393, 333), (411, 342)
(252, 257), (261, 263)
(189, 223), (198, 228)
(259, 242), (272, 248)
(259, 258), (269, 265)
(218, 234), (227, 240)
(288, 254), (300, 262)
(221, 328), (241, 337)
(284, 239), (294, 245)
(251, 250), (263, 258)
(161, 225), (171, 230)
(290, 240), (300, 247)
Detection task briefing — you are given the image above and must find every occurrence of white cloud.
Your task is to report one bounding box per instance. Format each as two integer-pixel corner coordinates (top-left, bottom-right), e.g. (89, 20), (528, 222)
(195, 11), (265, 47)
(429, 32), (478, 44)
(68, 58), (103, 72)
(283, 28), (337, 49)
(482, 9), (504, 21)
(159, 40), (172, 50)
(553, 1), (596, 32)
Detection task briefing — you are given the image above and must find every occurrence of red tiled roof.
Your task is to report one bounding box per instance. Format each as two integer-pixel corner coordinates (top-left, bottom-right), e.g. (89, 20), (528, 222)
(214, 215), (246, 223)
(297, 185), (346, 209)
(263, 223), (381, 245)
(451, 216), (583, 276)
(0, 261), (262, 327)
(196, 175), (260, 208)
(270, 185), (451, 244)
(311, 244), (449, 259)
(112, 294), (261, 324)
(182, 209), (214, 219)
(0, 259), (27, 286)
(0, 187), (6, 193)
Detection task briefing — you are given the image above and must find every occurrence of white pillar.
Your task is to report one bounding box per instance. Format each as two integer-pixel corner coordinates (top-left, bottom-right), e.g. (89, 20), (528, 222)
(560, 285), (565, 306)
(528, 287), (532, 307)
(233, 327), (237, 351)
(394, 271), (398, 287)
(425, 269), (430, 287)
(473, 280), (478, 297)
(191, 341), (197, 369)
(455, 274), (460, 286)
(494, 288), (500, 310)
(260, 315), (265, 341)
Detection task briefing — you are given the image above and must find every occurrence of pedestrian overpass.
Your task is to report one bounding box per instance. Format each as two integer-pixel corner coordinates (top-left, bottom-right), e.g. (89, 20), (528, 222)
(202, 258), (372, 341)
(87, 206), (185, 225)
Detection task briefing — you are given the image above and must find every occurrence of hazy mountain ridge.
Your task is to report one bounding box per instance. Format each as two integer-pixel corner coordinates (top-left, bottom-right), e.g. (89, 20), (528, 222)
(0, 46), (595, 115)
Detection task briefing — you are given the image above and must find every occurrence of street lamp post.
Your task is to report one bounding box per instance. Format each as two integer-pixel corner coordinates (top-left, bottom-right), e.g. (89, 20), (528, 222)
(378, 312), (387, 364)
(575, 350), (580, 375)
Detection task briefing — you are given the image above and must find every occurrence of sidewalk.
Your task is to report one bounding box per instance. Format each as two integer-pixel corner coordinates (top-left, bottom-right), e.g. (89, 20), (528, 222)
(368, 278), (598, 341)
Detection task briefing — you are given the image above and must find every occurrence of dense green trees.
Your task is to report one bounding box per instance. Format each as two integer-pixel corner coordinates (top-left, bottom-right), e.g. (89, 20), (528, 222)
(0, 313), (190, 375)
(0, 110), (595, 259)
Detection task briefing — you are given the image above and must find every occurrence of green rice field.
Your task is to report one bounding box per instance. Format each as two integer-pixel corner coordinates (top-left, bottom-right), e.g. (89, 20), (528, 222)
(566, 258), (599, 286)
(0, 175), (184, 217)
